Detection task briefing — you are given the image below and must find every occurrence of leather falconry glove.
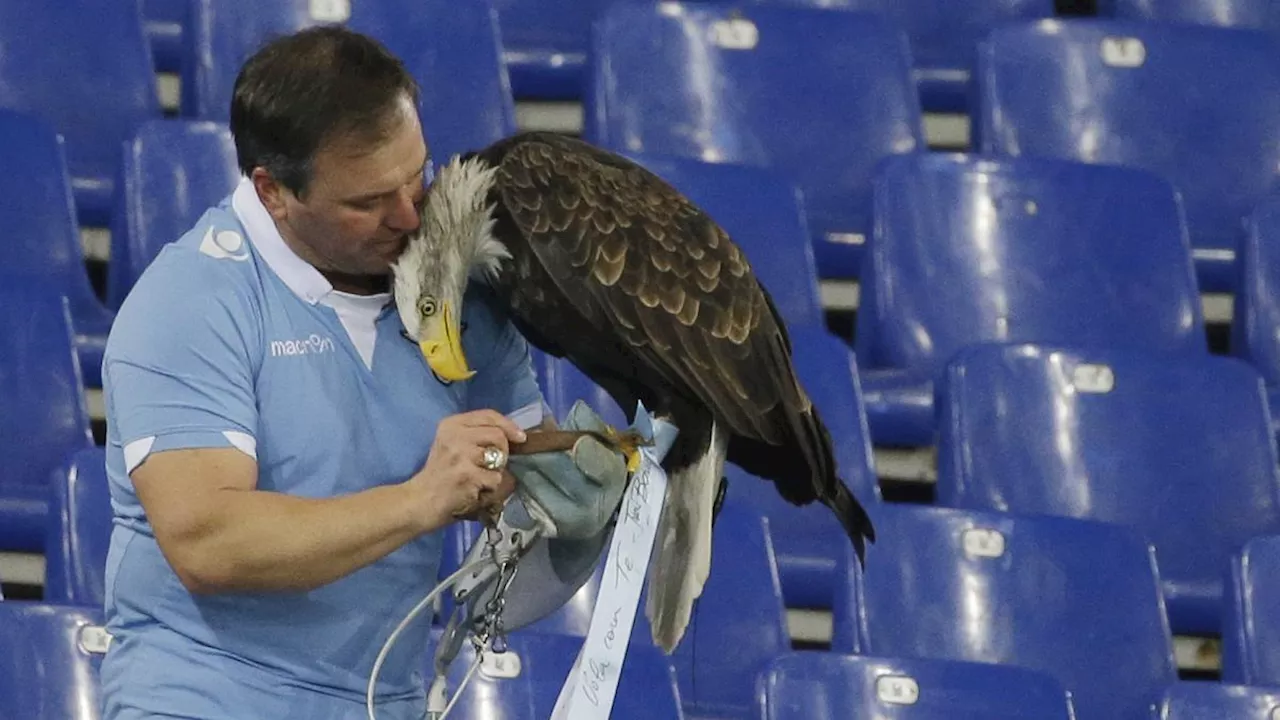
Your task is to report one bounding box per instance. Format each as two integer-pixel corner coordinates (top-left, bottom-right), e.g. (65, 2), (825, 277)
(504, 400), (632, 540)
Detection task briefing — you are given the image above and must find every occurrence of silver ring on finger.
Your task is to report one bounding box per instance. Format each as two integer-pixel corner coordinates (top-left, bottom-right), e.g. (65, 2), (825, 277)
(481, 446), (507, 472)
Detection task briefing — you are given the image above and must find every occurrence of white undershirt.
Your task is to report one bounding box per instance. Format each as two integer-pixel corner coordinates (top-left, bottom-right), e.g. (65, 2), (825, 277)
(321, 290), (389, 370)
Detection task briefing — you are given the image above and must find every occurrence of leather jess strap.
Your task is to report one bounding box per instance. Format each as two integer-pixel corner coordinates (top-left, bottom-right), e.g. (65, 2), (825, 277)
(509, 429), (648, 457)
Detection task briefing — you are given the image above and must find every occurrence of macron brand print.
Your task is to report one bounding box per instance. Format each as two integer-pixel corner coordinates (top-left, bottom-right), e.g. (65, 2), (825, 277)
(269, 333), (337, 358)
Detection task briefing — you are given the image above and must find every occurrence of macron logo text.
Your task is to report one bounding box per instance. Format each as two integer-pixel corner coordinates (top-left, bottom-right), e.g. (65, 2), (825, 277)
(270, 334), (336, 358)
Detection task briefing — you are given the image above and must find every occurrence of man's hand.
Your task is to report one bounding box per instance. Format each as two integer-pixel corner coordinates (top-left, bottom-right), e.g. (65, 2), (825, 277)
(408, 409), (527, 530)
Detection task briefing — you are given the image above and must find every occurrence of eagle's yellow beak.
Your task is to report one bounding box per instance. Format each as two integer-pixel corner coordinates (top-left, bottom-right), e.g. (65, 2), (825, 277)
(420, 302), (474, 381)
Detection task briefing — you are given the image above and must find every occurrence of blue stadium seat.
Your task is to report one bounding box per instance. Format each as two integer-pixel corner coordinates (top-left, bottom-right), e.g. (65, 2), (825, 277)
(586, 2), (926, 281)
(1223, 535), (1280, 685)
(491, 0), (600, 99)
(976, 19), (1280, 292)
(0, 602), (108, 720)
(725, 326), (881, 608)
(758, 651), (1075, 719)
(620, 153), (824, 329)
(496, 0), (1053, 112)
(184, 0), (515, 161)
(1159, 682), (1280, 719)
(0, 110), (115, 386)
(1233, 198), (1280, 394)
(44, 447), (110, 607)
(109, 120), (240, 309)
(937, 344), (1280, 635)
(833, 504), (1177, 720)
(451, 499), (785, 718)
(772, 0), (1053, 113)
(144, 0), (187, 73)
(856, 153), (1204, 446)
(1099, 0), (1276, 28)
(422, 628), (683, 719)
(0, 2), (161, 226)
(0, 283), (94, 552)
(883, 0), (1054, 113)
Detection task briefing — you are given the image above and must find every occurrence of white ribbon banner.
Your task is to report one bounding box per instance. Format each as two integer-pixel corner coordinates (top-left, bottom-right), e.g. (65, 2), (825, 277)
(551, 405), (676, 719)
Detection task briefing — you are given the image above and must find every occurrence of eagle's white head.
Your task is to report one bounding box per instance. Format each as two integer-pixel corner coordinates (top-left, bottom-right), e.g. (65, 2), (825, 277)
(391, 155), (510, 381)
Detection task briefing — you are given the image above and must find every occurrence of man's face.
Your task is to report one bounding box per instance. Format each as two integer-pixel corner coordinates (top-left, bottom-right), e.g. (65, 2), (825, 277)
(278, 96), (429, 279)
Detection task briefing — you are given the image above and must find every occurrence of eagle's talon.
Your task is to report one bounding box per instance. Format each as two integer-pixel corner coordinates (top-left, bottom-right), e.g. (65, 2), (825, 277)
(623, 446), (643, 474)
(602, 425), (646, 474)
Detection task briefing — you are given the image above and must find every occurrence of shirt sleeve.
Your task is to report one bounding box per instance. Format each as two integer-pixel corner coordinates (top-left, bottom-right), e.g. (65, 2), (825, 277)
(459, 284), (546, 429)
(103, 252), (261, 473)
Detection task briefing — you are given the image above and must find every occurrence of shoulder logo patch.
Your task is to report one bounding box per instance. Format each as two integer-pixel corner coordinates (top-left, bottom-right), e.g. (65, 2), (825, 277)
(199, 227), (250, 261)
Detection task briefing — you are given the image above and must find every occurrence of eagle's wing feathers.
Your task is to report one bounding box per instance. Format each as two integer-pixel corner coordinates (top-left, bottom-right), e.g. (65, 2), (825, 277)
(491, 136), (801, 446)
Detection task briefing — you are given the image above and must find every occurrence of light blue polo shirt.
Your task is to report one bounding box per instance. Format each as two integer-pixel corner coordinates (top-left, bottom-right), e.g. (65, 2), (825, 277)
(99, 178), (544, 720)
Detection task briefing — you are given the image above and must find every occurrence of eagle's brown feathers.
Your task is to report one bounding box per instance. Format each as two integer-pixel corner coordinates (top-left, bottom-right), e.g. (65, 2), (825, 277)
(446, 131), (873, 651)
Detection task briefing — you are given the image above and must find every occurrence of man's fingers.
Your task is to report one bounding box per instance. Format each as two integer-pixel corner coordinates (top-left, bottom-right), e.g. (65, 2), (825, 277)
(457, 409), (527, 443)
(494, 469), (517, 500)
(477, 472), (517, 519)
(474, 469), (515, 499)
(452, 475), (498, 519)
(451, 486), (484, 519)
(470, 467), (506, 493)
(465, 427), (510, 464)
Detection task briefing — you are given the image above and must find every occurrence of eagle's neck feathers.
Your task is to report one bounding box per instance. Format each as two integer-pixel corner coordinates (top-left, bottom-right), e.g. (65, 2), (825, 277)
(391, 155), (509, 337)
(472, 229), (510, 286)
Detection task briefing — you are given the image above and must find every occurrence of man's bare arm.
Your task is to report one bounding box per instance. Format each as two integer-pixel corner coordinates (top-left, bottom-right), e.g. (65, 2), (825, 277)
(132, 410), (525, 595)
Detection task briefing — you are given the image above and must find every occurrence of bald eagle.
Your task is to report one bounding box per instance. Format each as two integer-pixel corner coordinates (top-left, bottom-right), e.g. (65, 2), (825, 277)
(392, 131), (873, 653)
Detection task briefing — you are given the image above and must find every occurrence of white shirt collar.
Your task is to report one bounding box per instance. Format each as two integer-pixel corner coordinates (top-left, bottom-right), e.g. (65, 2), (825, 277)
(231, 176), (334, 305)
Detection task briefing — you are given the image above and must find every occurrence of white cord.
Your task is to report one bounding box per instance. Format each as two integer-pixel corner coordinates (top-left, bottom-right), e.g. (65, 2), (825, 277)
(365, 557), (489, 720)
(435, 653), (484, 720)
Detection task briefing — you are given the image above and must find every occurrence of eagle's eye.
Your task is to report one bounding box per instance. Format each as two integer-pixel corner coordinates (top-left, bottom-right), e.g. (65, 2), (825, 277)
(418, 296), (438, 317)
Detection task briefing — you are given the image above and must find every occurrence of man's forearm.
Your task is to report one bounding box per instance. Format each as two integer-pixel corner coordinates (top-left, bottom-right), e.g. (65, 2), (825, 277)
(145, 410), (548, 595)
(172, 481), (441, 594)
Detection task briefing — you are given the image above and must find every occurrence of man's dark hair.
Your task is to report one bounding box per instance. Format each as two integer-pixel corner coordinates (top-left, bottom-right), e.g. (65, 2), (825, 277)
(230, 25), (420, 196)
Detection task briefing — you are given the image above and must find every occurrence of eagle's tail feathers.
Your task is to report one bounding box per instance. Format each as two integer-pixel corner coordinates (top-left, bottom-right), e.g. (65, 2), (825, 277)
(645, 420), (727, 654)
(798, 405), (876, 565)
(829, 480), (875, 566)
(787, 351), (877, 566)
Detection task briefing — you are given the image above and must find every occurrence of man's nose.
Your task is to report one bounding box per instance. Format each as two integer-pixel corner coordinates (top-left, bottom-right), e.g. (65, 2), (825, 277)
(385, 185), (421, 231)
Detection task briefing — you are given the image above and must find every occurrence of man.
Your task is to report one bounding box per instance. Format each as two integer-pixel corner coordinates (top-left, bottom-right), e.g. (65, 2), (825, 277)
(99, 26), (618, 719)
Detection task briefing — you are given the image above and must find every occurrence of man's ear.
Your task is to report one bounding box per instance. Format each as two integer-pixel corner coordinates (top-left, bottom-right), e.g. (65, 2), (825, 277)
(251, 167), (290, 223)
